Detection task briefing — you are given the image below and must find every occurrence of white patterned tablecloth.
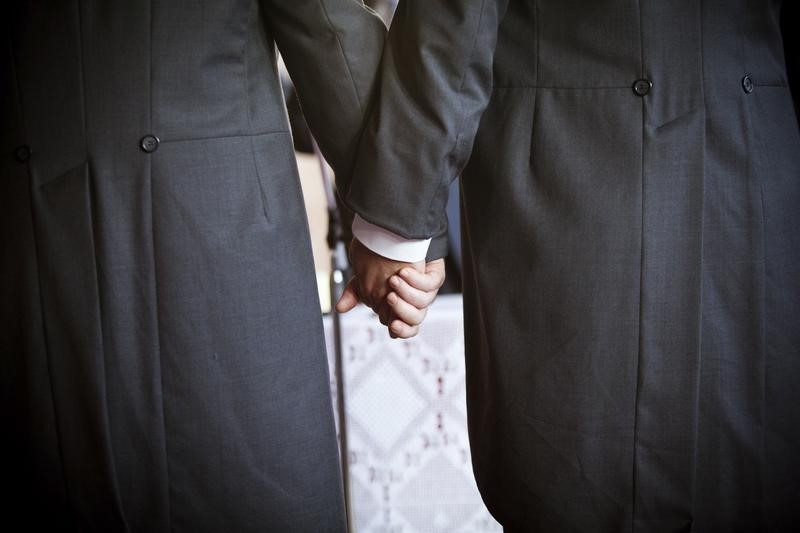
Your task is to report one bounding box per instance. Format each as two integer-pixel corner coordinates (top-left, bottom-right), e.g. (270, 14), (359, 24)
(323, 294), (501, 533)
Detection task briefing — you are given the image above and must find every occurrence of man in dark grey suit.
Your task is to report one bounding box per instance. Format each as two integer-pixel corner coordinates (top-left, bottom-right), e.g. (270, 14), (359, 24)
(1, 1), (442, 531)
(344, 1), (800, 531)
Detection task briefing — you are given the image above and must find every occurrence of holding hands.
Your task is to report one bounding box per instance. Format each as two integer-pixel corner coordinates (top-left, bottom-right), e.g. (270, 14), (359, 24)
(335, 238), (445, 339)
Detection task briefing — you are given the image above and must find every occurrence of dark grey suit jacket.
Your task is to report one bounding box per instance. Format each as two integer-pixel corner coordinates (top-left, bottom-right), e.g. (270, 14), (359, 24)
(348, 1), (800, 531)
(1, 1), (384, 531)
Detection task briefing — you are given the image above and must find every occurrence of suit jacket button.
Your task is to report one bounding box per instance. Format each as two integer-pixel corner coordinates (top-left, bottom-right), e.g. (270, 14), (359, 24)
(140, 134), (160, 153)
(14, 145), (31, 162)
(633, 79), (652, 96)
(742, 75), (754, 94)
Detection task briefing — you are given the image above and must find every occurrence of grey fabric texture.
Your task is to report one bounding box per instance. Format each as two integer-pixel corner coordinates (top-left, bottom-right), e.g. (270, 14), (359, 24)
(1, 1), (385, 531)
(348, 1), (800, 531)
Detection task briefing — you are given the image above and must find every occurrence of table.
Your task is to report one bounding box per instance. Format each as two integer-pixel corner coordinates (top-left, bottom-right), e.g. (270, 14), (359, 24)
(323, 295), (501, 533)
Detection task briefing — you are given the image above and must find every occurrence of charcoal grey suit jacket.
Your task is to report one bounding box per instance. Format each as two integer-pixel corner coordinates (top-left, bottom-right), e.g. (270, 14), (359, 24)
(2, 1), (384, 531)
(348, 1), (800, 531)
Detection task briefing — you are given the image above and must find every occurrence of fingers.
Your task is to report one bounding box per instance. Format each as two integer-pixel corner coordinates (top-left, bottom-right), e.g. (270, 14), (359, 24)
(386, 291), (427, 326)
(375, 300), (415, 339)
(339, 282), (425, 339)
(389, 275), (437, 309)
(335, 278), (360, 314)
(377, 301), (391, 326)
(389, 319), (420, 339)
(348, 238), (409, 311)
(345, 237), (441, 339)
(398, 258), (446, 292)
(382, 258), (445, 339)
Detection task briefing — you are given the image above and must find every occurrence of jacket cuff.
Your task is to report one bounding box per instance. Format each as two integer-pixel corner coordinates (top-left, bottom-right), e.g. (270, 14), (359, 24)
(352, 214), (431, 262)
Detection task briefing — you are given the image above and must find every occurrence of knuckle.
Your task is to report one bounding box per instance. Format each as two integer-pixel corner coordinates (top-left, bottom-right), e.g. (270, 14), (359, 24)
(411, 313), (425, 326)
(403, 315), (419, 327)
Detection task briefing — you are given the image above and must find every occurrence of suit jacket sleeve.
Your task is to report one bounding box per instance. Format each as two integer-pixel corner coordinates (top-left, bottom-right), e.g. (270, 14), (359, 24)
(345, 0), (510, 240)
(261, 0), (386, 191)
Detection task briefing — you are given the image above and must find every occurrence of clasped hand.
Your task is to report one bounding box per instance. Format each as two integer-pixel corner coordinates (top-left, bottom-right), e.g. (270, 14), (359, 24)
(335, 238), (445, 338)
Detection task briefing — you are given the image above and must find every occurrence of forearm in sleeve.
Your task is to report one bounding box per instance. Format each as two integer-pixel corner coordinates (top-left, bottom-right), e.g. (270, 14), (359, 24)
(346, 0), (510, 240)
(262, 0), (386, 185)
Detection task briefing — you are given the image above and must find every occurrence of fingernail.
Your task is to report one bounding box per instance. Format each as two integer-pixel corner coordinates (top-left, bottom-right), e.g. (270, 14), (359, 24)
(387, 293), (398, 305)
(390, 276), (401, 287)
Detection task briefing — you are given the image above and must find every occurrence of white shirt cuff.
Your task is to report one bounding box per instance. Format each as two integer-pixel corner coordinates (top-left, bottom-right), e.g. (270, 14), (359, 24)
(352, 214), (431, 263)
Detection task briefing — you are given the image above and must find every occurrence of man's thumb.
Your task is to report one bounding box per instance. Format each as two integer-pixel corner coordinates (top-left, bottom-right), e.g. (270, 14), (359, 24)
(335, 278), (360, 313)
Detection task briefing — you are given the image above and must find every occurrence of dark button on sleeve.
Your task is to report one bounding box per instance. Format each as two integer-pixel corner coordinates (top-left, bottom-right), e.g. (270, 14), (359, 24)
(633, 79), (652, 97)
(14, 145), (31, 162)
(742, 75), (754, 94)
(140, 135), (160, 153)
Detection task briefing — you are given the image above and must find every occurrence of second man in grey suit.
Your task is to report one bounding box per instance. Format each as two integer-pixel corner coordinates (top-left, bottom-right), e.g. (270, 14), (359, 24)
(344, 1), (800, 531)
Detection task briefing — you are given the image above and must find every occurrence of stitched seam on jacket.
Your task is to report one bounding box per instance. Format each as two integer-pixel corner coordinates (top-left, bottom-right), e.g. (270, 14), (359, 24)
(741, 0), (769, 519)
(631, 0), (645, 530)
(535, 0), (540, 89)
(493, 85), (631, 89)
(76, 1), (130, 528)
(424, 0), (489, 236)
(690, 0), (706, 522)
(160, 129), (290, 144)
(147, 1), (174, 529)
(319, 0), (364, 112)
(243, 2), (252, 133)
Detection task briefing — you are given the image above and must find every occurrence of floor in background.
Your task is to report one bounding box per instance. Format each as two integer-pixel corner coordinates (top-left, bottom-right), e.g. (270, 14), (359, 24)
(324, 295), (501, 533)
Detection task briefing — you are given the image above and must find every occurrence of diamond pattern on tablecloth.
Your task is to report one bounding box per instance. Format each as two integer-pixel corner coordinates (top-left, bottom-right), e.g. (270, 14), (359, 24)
(349, 355), (428, 457)
(351, 476), (381, 532)
(420, 316), (463, 357)
(446, 379), (468, 422)
(323, 296), (501, 532)
(395, 453), (482, 532)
